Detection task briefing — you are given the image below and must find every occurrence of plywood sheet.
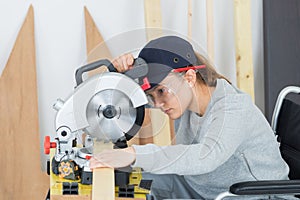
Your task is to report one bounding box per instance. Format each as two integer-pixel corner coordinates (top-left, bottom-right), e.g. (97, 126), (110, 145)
(0, 5), (49, 200)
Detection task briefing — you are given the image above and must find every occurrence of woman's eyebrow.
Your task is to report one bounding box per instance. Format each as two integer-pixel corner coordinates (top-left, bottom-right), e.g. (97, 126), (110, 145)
(147, 85), (160, 94)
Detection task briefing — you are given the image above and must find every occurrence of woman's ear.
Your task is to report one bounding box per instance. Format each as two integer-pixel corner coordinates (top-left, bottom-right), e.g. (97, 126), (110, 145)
(184, 69), (197, 87)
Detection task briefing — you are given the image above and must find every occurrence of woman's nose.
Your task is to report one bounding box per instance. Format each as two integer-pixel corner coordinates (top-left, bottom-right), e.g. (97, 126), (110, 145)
(154, 98), (164, 108)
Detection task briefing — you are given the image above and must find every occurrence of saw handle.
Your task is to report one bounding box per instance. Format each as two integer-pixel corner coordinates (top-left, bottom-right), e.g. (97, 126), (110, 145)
(75, 59), (116, 86)
(75, 58), (148, 86)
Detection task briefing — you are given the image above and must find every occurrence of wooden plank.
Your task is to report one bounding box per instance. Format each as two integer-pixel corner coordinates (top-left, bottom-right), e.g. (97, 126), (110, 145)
(144, 0), (162, 40)
(0, 5), (49, 200)
(92, 141), (114, 200)
(233, 0), (255, 100)
(127, 109), (153, 146)
(137, 109), (154, 145)
(169, 118), (176, 145)
(188, 0), (193, 40)
(206, 0), (214, 61)
(151, 110), (172, 146)
(84, 6), (112, 75)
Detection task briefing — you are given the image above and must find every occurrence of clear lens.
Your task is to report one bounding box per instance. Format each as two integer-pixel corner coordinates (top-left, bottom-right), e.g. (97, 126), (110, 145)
(145, 73), (185, 108)
(146, 85), (174, 107)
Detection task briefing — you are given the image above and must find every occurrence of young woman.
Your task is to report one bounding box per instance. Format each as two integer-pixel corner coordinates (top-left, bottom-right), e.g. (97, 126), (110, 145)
(89, 36), (293, 200)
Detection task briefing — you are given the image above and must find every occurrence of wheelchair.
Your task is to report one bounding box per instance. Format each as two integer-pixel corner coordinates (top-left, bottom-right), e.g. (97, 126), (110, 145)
(215, 86), (300, 200)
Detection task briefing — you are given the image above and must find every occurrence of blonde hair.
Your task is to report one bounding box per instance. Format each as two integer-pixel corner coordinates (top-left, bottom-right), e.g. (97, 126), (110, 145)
(194, 53), (231, 86)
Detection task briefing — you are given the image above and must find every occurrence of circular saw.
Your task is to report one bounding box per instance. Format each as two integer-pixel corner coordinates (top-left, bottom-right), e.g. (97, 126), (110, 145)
(52, 59), (150, 154)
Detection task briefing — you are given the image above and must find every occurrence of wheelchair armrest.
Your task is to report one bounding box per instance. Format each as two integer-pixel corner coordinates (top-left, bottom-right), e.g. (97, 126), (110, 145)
(230, 180), (300, 195)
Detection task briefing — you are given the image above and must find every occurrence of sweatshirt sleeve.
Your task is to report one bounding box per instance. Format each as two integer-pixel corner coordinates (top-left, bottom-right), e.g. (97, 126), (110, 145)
(131, 95), (250, 175)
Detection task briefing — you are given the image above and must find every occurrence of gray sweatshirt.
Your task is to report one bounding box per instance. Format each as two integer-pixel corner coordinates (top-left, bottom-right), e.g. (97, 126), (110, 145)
(132, 79), (291, 199)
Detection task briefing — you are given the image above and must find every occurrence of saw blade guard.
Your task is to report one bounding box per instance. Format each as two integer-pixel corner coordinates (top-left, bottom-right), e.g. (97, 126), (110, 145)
(54, 60), (148, 143)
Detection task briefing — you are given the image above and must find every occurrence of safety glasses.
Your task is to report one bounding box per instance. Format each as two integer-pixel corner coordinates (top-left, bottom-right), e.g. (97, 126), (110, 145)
(172, 65), (205, 73)
(145, 65), (206, 107)
(146, 84), (174, 107)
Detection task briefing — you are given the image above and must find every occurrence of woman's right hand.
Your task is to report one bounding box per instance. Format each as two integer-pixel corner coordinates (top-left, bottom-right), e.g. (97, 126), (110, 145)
(112, 53), (135, 72)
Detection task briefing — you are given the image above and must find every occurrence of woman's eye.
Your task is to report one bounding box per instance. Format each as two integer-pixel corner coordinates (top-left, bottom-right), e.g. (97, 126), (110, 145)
(158, 87), (167, 95)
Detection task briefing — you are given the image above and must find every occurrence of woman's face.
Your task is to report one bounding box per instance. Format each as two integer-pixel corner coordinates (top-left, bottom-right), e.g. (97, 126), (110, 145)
(146, 73), (193, 119)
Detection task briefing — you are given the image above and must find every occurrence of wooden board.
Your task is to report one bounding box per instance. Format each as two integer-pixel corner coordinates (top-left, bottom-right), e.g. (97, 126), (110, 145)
(188, 0), (193, 40)
(144, 0), (162, 40)
(0, 5), (49, 200)
(206, 0), (214, 61)
(233, 0), (255, 101)
(128, 109), (154, 146)
(92, 141), (114, 200)
(150, 110), (172, 146)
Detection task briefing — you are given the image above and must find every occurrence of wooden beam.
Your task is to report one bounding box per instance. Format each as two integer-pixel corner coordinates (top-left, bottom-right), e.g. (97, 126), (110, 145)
(206, 0), (214, 61)
(233, 0), (255, 100)
(144, 0), (162, 40)
(128, 109), (153, 146)
(0, 5), (49, 200)
(92, 141), (114, 200)
(150, 109), (172, 146)
(188, 0), (193, 40)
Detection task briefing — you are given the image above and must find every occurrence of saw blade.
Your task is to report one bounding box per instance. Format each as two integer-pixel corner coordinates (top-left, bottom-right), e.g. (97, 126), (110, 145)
(85, 89), (136, 142)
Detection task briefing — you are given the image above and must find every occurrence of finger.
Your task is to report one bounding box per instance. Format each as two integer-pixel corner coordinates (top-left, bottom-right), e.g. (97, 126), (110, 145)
(89, 159), (112, 169)
(112, 59), (119, 69)
(126, 54), (134, 69)
(116, 57), (126, 72)
(121, 56), (129, 71)
(89, 159), (103, 169)
(112, 56), (124, 72)
(112, 54), (134, 72)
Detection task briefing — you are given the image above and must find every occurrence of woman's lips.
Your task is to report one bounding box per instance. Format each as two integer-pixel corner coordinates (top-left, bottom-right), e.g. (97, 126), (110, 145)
(164, 108), (172, 114)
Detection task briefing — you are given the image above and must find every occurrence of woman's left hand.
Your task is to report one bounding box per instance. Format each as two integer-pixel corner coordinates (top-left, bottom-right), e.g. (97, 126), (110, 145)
(89, 147), (136, 169)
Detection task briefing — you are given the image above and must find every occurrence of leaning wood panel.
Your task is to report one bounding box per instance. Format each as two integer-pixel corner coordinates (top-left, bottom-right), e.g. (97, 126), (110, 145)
(84, 6), (112, 76)
(233, 0), (255, 100)
(0, 5), (49, 200)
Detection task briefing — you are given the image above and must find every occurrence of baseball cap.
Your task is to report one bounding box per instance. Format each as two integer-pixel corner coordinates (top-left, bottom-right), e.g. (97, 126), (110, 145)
(138, 36), (197, 89)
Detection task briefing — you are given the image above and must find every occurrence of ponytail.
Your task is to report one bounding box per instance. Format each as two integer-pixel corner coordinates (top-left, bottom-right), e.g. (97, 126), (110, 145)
(194, 52), (231, 86)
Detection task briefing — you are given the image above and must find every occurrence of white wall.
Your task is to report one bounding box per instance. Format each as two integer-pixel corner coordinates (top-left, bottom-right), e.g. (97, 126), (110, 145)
(0, 0), (264, 170)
